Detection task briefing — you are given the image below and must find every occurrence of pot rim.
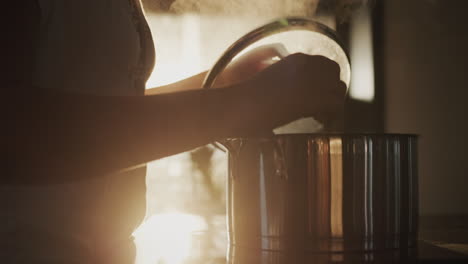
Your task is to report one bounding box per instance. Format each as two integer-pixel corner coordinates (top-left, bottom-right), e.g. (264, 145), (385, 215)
(224, 132), (419, 140)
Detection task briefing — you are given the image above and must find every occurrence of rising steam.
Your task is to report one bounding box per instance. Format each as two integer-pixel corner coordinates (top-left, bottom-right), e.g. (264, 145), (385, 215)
(170, 0), (319, 17)
(166, 0), (371, 22)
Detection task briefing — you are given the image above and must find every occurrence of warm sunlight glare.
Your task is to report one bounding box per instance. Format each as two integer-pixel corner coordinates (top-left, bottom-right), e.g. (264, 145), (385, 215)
(136, 13), (276, 264)
(145, 14), (203, 88)
(133, 212), (207, 264)
(349, 6), (375, 102)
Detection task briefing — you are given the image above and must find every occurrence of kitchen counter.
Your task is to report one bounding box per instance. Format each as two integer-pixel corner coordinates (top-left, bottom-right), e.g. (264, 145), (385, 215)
(417, 215), (468, 261)
(168, 215), (468, 264)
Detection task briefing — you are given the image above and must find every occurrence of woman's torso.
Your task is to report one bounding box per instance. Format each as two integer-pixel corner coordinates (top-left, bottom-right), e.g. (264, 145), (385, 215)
(2, 0), (154, 262)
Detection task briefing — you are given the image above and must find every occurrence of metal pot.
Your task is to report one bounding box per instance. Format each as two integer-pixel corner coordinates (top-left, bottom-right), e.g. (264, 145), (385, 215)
(223, 134), (418, 252)
(202, 18), (418, 253)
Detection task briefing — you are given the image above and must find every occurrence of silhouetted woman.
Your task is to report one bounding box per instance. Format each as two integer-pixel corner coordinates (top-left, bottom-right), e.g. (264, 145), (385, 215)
(3, 1), (345, 263)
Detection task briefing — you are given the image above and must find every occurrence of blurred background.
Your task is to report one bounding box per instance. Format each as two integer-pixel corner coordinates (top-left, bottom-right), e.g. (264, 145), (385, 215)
(133, 0), (468, 263)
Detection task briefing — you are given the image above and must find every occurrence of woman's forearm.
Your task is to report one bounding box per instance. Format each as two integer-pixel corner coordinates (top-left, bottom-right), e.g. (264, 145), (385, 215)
(144, 62), (246, 95)
(6, 82), (266, 184)
(145, 71), (207, 95)
(6, 53), (346, 184)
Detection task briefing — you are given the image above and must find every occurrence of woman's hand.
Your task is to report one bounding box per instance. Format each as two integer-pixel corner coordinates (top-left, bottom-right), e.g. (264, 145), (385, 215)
(217, 43), (289, 87)
(247, 53), (347, 131)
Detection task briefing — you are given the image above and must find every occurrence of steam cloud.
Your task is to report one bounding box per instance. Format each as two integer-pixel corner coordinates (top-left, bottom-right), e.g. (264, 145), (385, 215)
(168, 0), (371, 22)
(170, 0), (319, 17)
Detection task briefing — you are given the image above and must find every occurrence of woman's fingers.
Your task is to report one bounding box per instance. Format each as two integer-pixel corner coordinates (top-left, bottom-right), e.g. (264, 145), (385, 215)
(234, 43), (288, 71)
(244, 43), (288, 61)
(219, 43), (288, 86)
(245, 52), (348, 132)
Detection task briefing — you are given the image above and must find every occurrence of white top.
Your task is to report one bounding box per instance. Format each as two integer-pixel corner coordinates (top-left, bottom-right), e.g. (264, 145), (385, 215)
(2, 0), (154, 263)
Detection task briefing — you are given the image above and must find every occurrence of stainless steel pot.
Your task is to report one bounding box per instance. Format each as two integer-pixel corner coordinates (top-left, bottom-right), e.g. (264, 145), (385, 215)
(202, 18), (418, 253)
(223, 134), (418, 252)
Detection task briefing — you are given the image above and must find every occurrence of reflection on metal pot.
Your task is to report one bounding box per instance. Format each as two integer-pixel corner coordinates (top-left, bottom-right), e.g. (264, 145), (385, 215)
(225, 134), (418, 252)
